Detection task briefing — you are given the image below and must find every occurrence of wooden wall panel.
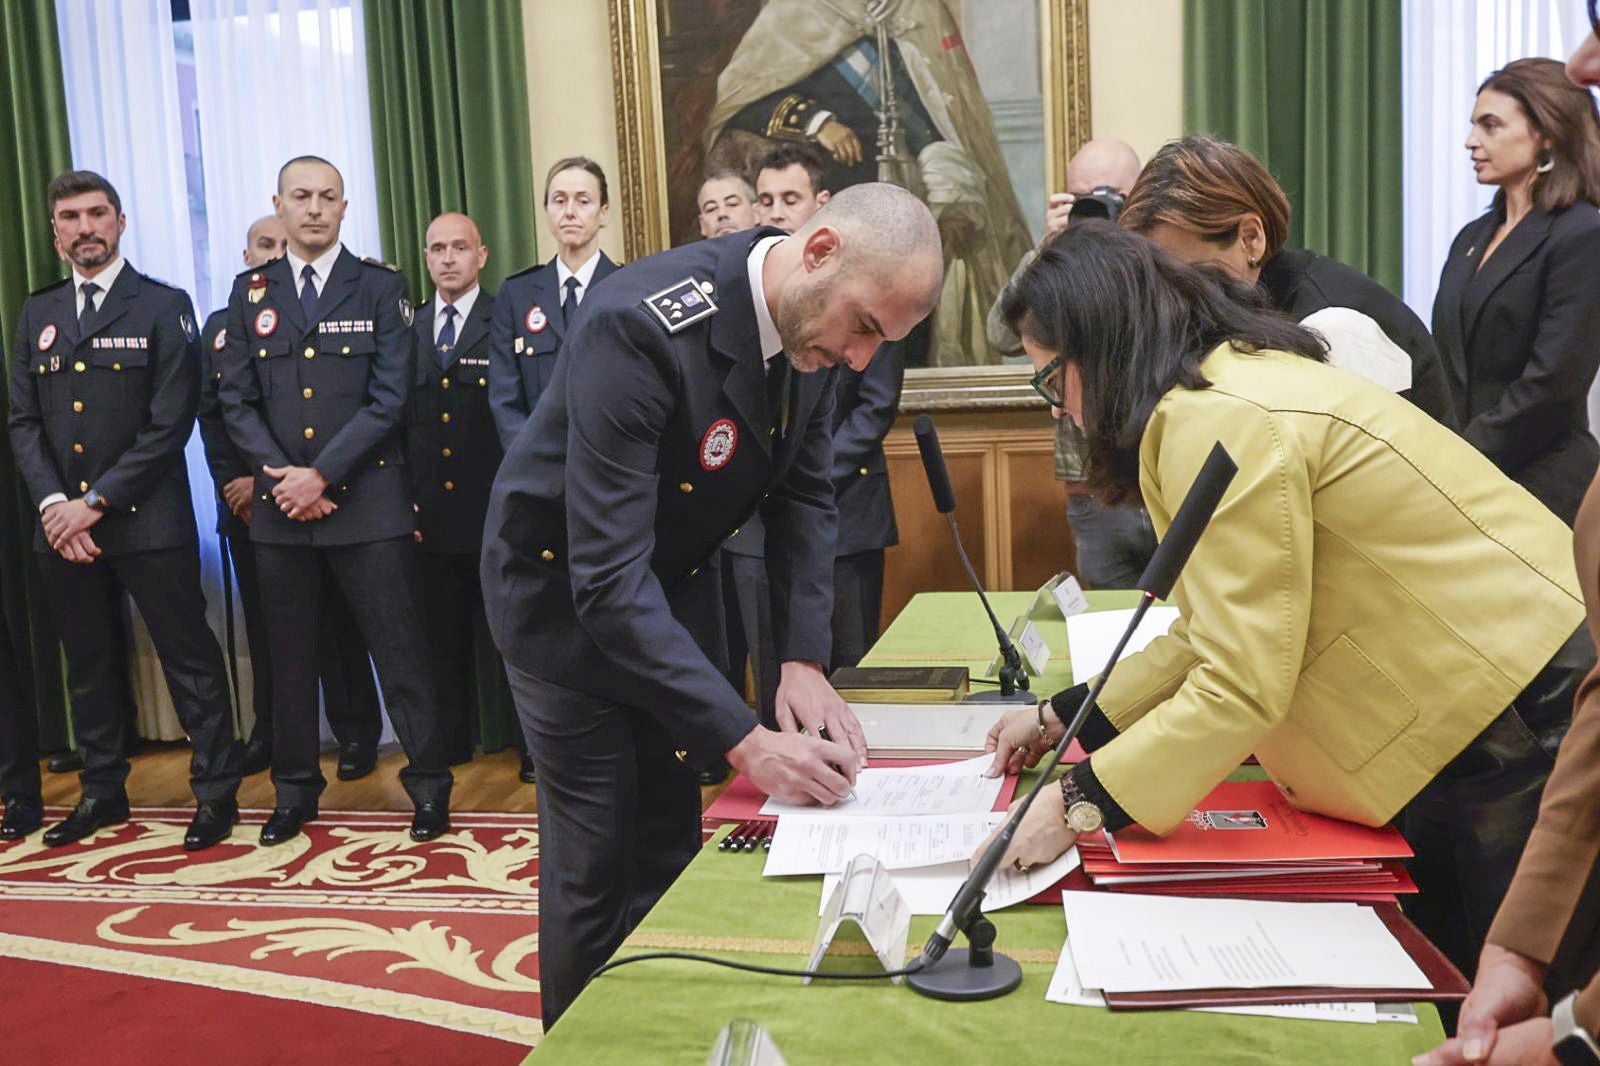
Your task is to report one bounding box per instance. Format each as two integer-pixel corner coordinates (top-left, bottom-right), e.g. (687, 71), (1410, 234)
(1006, 448), (1073, 592)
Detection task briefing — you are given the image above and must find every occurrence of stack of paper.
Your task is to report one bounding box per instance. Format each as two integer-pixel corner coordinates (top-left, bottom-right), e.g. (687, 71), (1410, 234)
(1078, 781), (1416, 902)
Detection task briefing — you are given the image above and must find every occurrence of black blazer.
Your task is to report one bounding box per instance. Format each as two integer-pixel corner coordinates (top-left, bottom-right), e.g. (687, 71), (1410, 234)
(1259, 248), (1457, 430)
(480, 230), (839, 764)
(8, 264), (201, 555)
(217, 247), (418, 546)
(405, 291), (502, 555)
(487, 252), (621, 448)
(1433, 202), (1600, 524)
(198, 308), (251, 538)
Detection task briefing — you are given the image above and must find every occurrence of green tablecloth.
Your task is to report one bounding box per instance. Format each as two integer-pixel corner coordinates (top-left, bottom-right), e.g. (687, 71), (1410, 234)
(527, 592), (1446, 1063)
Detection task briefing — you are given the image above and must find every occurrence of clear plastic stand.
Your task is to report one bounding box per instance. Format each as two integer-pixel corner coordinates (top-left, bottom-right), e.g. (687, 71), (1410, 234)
(806, 853), (911, 985)
(705, 1019), (789, 1066)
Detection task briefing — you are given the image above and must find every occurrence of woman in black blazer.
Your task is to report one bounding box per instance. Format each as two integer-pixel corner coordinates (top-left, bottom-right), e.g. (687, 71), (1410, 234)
(1433, 57), (1600, 524)
(1119, 136), (1457, 429)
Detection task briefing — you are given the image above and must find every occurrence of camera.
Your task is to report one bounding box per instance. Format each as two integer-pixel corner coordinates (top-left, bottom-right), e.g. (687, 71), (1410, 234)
(1068, 186), (1125, 222)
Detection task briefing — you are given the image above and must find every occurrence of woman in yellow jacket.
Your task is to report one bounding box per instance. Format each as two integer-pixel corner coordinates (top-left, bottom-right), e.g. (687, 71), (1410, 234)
(980, 221), (1591, 982)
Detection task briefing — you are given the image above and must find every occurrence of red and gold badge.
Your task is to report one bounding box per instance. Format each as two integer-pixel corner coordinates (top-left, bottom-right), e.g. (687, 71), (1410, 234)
(247, 272), (267, 304)
(37, 324), (58, 351)
(699, 418), (738, 471)
(525, 306), (547, 333)
(254, 308), (279, 337)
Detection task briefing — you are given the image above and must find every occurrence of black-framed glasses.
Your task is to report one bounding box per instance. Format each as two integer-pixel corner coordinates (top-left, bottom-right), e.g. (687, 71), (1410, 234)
(1029, 354), (1066, 407)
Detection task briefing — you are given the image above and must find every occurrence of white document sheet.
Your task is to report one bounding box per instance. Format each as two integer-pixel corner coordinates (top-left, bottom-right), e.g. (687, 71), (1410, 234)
(761, 755), (1003, 818)
(1065, 606), (1180, 679)
(1044, 938), (1383, 1024)
(1060, 892), (1430, 993)
(763, 813), (1005, 876)
(818, 846), (1082, 917)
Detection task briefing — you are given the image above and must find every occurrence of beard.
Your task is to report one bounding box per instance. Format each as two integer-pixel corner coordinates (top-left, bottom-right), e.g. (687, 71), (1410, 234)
(774, 271), (844, 371)
(69, 235), (115, 270)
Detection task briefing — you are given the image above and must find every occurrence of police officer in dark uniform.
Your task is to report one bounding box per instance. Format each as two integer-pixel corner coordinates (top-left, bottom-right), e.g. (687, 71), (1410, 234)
(480, 182), (943, 1026)
(197, 214), (383, 779)
(6, 170), (243, 850)
(216, 155), (452, 845)
(0, 570), (42, 839)
(487, 157), (620, 448)
(405, 212), (524, 777)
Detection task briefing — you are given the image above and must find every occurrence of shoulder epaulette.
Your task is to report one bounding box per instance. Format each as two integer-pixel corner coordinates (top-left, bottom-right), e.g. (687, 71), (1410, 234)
(361, 256), (401, 272)
(642, 276), (719, 334)
(28, 277), (71, 297)
(504, 262), (543, 282)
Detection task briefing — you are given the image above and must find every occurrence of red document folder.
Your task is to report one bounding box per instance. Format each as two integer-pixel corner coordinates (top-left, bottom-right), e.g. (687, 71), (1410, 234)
(701, 758), (1021, 827)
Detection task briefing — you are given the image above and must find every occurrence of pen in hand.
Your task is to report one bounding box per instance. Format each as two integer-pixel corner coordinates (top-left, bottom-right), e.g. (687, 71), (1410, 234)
(815, 725), (861, 805)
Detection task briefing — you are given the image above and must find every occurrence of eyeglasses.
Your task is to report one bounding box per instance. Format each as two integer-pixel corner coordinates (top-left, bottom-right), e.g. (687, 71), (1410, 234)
(1028, 354), (1066, 407)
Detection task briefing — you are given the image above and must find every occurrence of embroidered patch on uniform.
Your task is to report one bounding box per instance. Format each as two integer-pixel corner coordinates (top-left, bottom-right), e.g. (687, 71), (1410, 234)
(247, 273), (267, 304)
(699, 418), (738, 471)
(212, 327), (227, 351)
(514, 337), (525, 354)
(644, 277), (719, 333)
(525, 306), (547, 333)
(399, 298), (414, 327)
(254, 308), (279, 337)
(37, 324), (57, 351)
(179, 312), (197, 341)
(92, 337), (149, 350)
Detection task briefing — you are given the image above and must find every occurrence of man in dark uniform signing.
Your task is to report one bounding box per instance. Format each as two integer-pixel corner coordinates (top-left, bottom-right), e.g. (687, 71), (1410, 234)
(217, 155), (452, 846)
(480, 181), (944, 1026)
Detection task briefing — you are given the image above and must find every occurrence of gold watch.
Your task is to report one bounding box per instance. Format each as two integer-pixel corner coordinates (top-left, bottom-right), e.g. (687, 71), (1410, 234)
(1059, 774), (1104, 833)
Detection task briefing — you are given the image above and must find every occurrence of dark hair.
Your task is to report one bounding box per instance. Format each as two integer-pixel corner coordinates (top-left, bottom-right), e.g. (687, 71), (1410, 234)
(1003, 221), (1325, 502)
(698, 168), (756, 204)
(276, 154), (343, 194)
(755, 142), (830, 196)
(47, 170), (121, 216)
(1478, 57), (1600, 211)
(1120, 136), (1292, 262)
(544, 155), (609, 206)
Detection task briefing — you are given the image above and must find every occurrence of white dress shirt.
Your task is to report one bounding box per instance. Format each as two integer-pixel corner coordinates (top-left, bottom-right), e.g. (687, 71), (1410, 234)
(285, 243), (345, 298)
(745, 235), (785, 368)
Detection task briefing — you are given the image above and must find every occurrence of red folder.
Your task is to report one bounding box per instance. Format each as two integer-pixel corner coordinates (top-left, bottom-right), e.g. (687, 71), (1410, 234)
(701, 758), (1020, 826)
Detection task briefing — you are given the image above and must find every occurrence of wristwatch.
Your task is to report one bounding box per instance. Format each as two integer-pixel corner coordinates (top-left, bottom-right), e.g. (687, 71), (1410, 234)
(1554, 992), (1600, 1065)
(1059, 772), (1104, 833)
(83, 489), (110, 512)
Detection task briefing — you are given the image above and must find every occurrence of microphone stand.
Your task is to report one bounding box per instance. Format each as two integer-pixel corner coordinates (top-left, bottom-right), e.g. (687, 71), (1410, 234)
(944, 513), (1032, 703)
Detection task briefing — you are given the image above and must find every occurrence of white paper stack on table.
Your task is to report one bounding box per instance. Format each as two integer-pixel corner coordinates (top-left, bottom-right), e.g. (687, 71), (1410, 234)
(1065, 605), (1180, 677)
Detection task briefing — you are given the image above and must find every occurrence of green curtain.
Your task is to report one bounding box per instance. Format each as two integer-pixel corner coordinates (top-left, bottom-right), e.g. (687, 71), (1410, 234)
(364, 0), (540, 298)
(1184, 0), (1404, 293)
(0, 0), (75, 754)
(363, 0), (536, 752)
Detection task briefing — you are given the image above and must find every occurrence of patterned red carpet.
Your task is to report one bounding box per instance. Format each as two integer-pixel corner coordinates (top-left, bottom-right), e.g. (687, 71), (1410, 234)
(0, 807), (542, 1064)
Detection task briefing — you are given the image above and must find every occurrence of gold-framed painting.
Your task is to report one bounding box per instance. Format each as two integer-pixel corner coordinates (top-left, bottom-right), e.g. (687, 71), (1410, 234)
(608, 0), (1091, 410)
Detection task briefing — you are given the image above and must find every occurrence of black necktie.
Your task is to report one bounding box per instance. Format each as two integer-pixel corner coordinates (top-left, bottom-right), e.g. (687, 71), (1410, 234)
(561, 276), (580, 319)
(78, 281), (100, 335)
(766, 356), (790, 440)
(300, 263), (319, 323)
(437, 304), (458, 368)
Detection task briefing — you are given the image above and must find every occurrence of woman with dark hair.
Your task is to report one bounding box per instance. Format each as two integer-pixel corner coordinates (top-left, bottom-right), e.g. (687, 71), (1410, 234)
(1121, 135), (1457, 429)
(975, 221), (1589, 984)
(1433, 57), (1600, 525)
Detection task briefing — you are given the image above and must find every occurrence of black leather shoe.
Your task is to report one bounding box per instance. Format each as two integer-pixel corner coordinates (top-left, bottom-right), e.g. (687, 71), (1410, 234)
(409, 802), (450, 842)
(259, 807), (315, 846)
(184, 801), (238, 851)
(43, 796), (130, 846)
(1, 797), (44, 840)
(47, 750), (83, 774)
(336, 742), (376, 781)
(518, 753), (537, 784)
(241, 738), (272, 776)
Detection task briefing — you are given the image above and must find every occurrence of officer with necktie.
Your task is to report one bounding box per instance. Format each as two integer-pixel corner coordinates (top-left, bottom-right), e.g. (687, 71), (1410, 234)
(480, 183), (943, 1025)
(216, 155), (451, 845)
(196, 214), (383, 779)
(404, 212), (524, 779)
(6, 170), (243, 849)
(487, 157), (621, 447)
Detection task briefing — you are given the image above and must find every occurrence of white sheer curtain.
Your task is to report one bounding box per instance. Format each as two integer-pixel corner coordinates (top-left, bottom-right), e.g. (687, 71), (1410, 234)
(1401, 1), (1600, 438)
(55, 0), (214, 741)
(189, 0), (384, 316)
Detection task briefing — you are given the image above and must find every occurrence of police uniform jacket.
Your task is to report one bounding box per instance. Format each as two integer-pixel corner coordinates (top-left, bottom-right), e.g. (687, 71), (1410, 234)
(406, 291), (501, 555)
(829, 338), (903, 556)
(216, 247), (417, 547)
(197, 308), (250, 538)
(8, 264), (202, 555)
(487, 252), (620, 448)
(481, 230), (839, 761)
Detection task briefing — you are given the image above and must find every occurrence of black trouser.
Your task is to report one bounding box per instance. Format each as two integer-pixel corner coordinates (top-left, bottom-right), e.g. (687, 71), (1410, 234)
(418, 550), (519, 760)
(1401, 624), (1594, 1001)
(225, 533), (381, 750)
(38, 547), (242, 803)
(0, 595), (40, 805)
(723, 552), (778, 728)
(1066, 494), (1158, 590)
(506, 664), (702, 1028)
(253, 537), (451, 811)
(830, 548), (884, 672)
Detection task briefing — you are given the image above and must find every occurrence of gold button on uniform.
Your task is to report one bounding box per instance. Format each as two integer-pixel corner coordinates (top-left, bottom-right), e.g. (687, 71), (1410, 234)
(678, 481), (693, 493)
(443, 481), (455, 491)
(440, 413), (451, 423)
(72, 443), (84, 453)
(303, 346), (315, 358)
(477, 377), (487, 386)
(79, 481), (89, 492)
(73, 401), (84, 413)
(341, 345), (351, 354)
(859, 466), (869, 476)
(258, 348), (267, 358)
(303, 427), (315, 439)
(441, 447), (452, 458)
(74, 361), (86, 372)
(540, 549), (556, 561)
(112, 363), (121, 371)
(302, 387), (314, 399)
(441, 378), (450, 389)
(378, 459), (386, 467)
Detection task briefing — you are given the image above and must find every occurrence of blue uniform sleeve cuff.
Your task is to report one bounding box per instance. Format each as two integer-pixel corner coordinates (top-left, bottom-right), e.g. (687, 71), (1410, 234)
(1070, 759), (1134, 833)
(1049, 681), (1120, 753)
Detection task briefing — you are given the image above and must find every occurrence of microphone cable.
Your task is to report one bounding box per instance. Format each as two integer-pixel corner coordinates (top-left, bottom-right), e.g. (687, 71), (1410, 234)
(590, 951), (928, 983)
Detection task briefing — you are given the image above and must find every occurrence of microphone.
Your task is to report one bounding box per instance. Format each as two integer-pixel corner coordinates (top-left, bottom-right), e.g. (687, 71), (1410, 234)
(907, 441), (1238, 1001)
(913, 416), (1031, 703)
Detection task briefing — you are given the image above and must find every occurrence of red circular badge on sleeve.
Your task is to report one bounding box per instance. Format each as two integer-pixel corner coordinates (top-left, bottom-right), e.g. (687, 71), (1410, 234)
(37, 324), (57, 351)
(254, 308), (278, 337)
(699, 419), (738, 471)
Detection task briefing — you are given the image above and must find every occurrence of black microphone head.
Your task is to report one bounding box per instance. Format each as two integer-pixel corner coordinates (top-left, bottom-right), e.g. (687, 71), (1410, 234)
(1136, 442), (1238, 600)
(913, 415), (958, 514)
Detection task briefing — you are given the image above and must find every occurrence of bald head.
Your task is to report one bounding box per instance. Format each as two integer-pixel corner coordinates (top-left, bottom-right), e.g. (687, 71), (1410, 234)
(243, 214), (287, 269)
(1066, 138), (1142, 195)
(795, 181), (944, 298)
(424, 212), (488, 302)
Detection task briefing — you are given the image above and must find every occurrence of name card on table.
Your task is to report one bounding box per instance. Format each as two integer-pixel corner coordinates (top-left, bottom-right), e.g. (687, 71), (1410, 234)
(807, 853), (911, 986)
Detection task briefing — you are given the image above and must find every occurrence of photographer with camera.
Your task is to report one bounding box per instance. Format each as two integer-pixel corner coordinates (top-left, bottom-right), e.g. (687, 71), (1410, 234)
(986, 138), (1150, 589)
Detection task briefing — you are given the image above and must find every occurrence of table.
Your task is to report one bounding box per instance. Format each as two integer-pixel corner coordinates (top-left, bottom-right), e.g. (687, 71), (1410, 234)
(526, 591), (1447, 1063)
